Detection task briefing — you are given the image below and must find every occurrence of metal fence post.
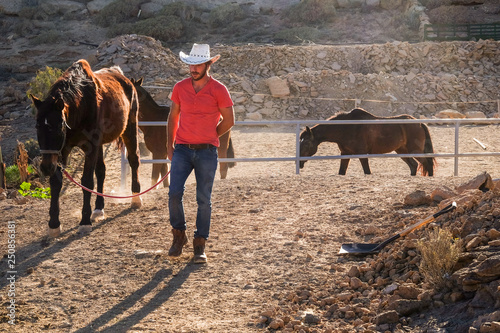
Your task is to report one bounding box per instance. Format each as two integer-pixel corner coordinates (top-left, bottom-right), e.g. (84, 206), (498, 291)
(295, 123), (301, 174)
(121, 148), (128, 191)
(454, 121), (459, 176)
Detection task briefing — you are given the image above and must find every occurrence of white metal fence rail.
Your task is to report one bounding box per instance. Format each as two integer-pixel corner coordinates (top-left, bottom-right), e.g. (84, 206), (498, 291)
(120, 118), (500, 189)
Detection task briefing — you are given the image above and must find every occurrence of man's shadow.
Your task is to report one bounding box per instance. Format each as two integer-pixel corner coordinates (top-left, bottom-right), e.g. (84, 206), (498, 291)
(74, 262), (202, 333)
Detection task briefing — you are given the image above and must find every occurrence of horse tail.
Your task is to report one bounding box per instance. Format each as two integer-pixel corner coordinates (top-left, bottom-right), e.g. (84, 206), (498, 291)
(227, 137), (236, 168)
(420, 124), (435, 176)
(116, 137), (125, 151)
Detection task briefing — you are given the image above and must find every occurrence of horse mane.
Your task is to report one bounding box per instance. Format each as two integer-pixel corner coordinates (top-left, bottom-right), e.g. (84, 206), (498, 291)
(48, 59), (98, 125)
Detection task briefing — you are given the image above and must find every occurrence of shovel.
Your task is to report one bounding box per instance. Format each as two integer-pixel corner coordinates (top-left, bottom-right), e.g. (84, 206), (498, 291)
(338, 201), (457, 255)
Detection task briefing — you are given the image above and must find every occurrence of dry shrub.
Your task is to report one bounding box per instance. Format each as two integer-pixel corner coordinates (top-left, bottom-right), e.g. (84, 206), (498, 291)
(16, 142), (29, 184)
(282, 0), (337, 25)
(417, 228), (462, 289)
(93, 0), (143, 28)
(209, 3), (245, 28)
(133, 16), (183, 41)
(420, 0), (453, 10)
(274, 27), (321, 43)
(427, 6), (478, 25)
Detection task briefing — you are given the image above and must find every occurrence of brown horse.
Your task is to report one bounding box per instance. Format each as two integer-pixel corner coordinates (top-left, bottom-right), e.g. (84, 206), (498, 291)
(131, 78), (235, 187)
(31, 59), (142, 237)
(299, 108), (435, 176)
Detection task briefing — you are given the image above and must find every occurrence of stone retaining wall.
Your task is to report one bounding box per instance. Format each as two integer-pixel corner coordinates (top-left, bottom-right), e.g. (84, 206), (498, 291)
(95, 35), (500, 121)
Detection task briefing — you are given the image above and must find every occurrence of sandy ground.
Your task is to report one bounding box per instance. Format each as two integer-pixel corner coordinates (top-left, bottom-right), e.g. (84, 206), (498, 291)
(1, 124), (500, 332)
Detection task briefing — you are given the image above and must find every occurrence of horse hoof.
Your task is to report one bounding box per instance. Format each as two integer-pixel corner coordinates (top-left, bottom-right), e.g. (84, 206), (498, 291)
(78, 225), (92, 234)
(131, 194), (142, 209)
(91, 209), (105, 221)
(47, 226), (61, 238)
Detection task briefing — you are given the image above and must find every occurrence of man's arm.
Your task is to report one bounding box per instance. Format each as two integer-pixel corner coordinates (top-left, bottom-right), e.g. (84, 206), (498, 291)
(217, 106), (235, 137)
(167, 102), (181, 160)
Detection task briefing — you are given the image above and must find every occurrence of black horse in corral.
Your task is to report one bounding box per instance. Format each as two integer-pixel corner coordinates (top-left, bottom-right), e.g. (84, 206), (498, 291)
(131, 78), (170, 188)
(131, 78), (236, 186)
(299, 108), (435, 176)
(31, 59), (142, 237)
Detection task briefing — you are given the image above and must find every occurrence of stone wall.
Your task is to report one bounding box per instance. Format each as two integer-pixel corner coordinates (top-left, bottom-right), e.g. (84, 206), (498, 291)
(94, 35), (500, 122)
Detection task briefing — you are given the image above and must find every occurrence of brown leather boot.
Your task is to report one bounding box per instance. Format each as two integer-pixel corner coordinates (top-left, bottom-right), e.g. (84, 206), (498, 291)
(168, 229), (187, 257)
(193, 237), (207, 264)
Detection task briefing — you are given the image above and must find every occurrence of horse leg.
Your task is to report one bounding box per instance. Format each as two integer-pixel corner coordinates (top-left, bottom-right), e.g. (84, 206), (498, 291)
(218, 131), (230, 179)
(359, 158), (371, 175)
(122, 127), (142, 209)
(401, 157), (418, 176)
(47, 167), (63, 237)
(161, 162), (169, 187)
(218, 149), (228, 179)
(151, 162), (161, 189)
(339, 158), (350, 175)
(91, 145), (106, 221)
(79, 152), (97, 233)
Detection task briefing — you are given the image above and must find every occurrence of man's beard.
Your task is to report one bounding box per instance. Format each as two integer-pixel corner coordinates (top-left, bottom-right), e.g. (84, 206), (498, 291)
(191, 67), (207, 81)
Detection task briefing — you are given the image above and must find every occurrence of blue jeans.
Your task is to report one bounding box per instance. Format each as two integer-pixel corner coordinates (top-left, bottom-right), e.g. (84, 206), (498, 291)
(168, 144), (218, 239)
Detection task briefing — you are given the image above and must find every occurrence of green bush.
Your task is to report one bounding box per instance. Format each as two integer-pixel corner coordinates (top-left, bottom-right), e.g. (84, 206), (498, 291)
(274, 27), (321, 43)
(31, 29), (62, 45)
(282, 0), (336, 25)
(19, 182), (51, 199)
(420, 0), (453, 10)
(26, 66), (64, 113)
(209, 3), (245, 28)
(159, 2), (196, 18)
(107, 15), (183, 41)
(94, 0), (143, 27)
(5, 165), (21, 186)
(134, 15), (183, 40)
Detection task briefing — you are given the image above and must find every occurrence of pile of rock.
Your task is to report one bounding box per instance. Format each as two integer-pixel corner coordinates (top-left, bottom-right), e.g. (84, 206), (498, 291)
(259, 172), (500, 332)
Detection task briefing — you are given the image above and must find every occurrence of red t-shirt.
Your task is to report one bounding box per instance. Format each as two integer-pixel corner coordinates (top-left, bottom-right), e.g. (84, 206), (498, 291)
(170, 77), (233, 147)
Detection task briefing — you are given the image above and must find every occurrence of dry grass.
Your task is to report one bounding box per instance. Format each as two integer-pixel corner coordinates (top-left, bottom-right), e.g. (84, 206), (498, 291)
(15, 142), (29, 184)
(417, 228), (462, 289)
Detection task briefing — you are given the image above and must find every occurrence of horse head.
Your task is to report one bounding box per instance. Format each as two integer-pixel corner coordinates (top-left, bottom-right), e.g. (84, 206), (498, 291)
(299, 126), (319, 168)
(131, 77), (147, 102)
(31, 94), (68, 177)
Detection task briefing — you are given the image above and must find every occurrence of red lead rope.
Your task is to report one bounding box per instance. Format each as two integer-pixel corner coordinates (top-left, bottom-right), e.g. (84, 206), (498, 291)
(62, 168), (170, 199)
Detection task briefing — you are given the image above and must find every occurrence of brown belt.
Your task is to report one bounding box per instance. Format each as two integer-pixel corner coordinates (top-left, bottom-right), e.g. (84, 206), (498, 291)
(179, 143), (214, 150)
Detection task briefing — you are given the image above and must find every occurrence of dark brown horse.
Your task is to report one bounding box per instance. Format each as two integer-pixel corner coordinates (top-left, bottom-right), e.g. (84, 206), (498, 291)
(299, 108), (435, 176)
(131, 78), (235, 187)
(31, 59), (142, 237)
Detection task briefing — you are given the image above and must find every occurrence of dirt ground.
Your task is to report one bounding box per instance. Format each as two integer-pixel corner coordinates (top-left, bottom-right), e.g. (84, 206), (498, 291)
(1, 123), (500, 332)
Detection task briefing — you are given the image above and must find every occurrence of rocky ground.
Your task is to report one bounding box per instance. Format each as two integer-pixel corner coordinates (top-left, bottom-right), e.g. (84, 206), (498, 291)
(1, 125), (500, 332)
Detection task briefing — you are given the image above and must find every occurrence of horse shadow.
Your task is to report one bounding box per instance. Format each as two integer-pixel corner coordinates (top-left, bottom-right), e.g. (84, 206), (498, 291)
(73, 264), (202, 332)
(0, 207), (136, 290)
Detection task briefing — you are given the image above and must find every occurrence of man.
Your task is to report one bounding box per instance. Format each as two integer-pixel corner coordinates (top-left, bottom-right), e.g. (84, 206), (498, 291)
(167, 43), (235, 263)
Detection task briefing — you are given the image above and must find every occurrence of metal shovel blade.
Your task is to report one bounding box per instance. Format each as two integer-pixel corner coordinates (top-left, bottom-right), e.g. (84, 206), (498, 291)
(338, 202), (457, 255)
(338, 243), (385, 255)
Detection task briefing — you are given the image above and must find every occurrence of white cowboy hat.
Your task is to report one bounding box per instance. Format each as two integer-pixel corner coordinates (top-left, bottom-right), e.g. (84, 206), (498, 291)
(179, 43), (221, 65)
